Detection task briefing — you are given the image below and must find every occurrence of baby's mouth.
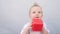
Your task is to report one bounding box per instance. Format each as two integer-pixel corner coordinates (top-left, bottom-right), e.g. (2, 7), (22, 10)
(35, 17), (39, 18)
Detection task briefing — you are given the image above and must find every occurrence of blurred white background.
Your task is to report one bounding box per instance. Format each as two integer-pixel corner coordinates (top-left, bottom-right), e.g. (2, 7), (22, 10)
(0, 0), (60, 34)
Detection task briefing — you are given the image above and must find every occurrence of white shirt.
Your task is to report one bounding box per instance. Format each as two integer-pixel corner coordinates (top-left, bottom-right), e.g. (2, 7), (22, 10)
(21, 22), (50, 34)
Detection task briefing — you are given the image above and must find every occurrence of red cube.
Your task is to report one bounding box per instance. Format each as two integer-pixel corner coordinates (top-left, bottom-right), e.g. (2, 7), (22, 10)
(32, 18), (43, 31)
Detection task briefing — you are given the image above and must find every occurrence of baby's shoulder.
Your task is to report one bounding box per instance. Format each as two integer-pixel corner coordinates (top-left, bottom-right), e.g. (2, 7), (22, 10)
(23, 23), (31, 28)
(26, 22), (31, 25)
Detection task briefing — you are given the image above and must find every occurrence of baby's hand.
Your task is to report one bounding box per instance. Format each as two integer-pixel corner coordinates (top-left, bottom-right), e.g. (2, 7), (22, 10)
(21, 23), (32, 34)
(26, 23), (32, 30)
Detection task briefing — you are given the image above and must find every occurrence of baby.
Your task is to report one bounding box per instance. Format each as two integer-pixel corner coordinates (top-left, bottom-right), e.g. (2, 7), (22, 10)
(21, 4), (49, 34)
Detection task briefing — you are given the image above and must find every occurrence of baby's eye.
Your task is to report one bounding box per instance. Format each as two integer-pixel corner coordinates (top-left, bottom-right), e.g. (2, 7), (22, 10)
(38, 11), (41, 13)
(33, 11), (36, 14)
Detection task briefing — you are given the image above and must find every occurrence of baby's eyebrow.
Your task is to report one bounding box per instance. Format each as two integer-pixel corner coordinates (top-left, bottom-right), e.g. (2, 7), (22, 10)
(38, 11), (42, 12)
(38, 11), (43, 13)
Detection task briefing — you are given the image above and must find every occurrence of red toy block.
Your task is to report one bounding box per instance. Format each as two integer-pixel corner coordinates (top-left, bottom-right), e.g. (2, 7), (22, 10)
(31, 18), (43, 31)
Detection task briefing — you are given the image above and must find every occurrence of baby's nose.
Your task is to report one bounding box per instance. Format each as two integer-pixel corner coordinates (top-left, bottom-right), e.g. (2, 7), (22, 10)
(36, 13), (39, 15)
(36, 12), (39, 14)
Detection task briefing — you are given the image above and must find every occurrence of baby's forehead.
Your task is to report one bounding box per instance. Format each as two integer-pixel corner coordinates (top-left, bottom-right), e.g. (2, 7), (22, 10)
(30, 6), (42, 11)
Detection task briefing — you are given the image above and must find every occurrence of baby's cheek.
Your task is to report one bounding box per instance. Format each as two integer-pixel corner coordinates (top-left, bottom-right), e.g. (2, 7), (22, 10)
(32, 15), (35, 19)
(39, 14), (42, 16)
(30, 14), (36, 19)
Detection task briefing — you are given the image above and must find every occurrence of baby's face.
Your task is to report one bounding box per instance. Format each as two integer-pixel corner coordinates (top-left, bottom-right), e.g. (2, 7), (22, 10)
(30, 6), (43, 20)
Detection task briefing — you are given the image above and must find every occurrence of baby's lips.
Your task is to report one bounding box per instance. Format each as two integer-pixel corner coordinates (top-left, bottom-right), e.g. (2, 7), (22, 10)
(35, 17), (39, 18)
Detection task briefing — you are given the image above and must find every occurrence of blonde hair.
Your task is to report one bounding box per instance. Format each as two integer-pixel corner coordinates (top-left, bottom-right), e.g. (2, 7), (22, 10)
(31, 3), (40, 7)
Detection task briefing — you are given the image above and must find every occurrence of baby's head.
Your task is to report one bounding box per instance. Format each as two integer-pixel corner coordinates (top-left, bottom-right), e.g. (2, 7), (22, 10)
(29, 3), (43, 20)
